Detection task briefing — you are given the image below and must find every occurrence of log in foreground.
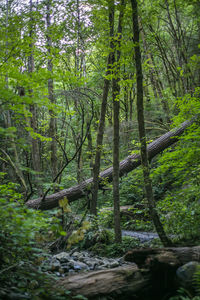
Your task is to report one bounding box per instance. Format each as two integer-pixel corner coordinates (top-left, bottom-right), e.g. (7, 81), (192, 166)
(57, 246), (200, 299)
(26, 119), (193, 210)
(124, 246), (200, 268)
(124, 246), (200, 298)
(57, 264), (149, 298)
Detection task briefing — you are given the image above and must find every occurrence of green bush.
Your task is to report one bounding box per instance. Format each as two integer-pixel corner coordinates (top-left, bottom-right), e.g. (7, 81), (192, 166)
(0, 174), (69, 299)
(78, 217), (140, 257)
(157, 186), (200, 239)
(89, 234), (140, 257)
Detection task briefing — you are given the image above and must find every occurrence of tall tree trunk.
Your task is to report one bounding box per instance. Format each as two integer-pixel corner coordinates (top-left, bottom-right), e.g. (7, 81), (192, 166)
(4, 0), (27, 194)
(90, 1), (115, 215)
(28, 0), (43, 196)
(131, 0), (172, 247)
(46, 0), (58, 182)
(87, 121), (93, 177)
(112, 0), (125, 243)
(76, 0), (80, 74)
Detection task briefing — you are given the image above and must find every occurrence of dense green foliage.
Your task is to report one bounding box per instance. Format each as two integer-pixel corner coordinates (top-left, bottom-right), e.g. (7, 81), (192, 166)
(0, 174), (65, 298)
(0, 0), (200, 297)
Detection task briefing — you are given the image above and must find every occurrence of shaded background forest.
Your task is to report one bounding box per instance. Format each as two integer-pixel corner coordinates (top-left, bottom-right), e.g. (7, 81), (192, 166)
(0, 0), (200, 298)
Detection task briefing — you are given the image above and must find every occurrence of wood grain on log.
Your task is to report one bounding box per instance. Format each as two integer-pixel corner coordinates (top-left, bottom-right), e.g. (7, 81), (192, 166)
(56, 246), (200, 299)
(57, 264), (149, 298)
(124, 246), (200, 268)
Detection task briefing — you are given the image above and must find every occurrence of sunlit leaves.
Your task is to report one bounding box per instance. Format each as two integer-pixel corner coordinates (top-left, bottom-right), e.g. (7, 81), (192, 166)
(67, 220), (90, 249)
(25, 126), (52, 142)
(59, 197), (72, 213)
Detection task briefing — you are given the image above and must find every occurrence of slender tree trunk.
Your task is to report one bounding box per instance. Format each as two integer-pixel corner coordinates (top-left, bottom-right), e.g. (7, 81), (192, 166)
(46, 0), (58, 181)
(77, 145), (83, 183)
(112, 0), (125, 243)
(131, 0), (172, 247)
(90, 1), (115, 215)
(87, 121), (93, 177)
(4, 0), (27, 194)
(28, 0), (43, 195)
(129, 89), (134, 121)
(76, 0), (80, 74)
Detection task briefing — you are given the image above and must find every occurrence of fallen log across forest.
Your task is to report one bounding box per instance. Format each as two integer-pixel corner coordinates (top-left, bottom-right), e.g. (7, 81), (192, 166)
(56, 246), (200, 299)
(26, 119), (194, 210)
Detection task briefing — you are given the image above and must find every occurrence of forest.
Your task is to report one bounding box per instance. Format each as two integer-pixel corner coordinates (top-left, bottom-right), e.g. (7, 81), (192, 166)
(0, 0), (200, 299)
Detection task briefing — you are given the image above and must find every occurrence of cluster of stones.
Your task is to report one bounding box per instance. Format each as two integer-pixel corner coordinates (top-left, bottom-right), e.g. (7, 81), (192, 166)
(42, 250), (128, 277)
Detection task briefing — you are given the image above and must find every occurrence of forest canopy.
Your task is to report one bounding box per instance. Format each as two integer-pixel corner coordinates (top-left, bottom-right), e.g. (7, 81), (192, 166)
(0, 0), (200, 298)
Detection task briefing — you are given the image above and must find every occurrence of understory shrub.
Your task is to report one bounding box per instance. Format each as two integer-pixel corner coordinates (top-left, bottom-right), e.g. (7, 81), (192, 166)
(0, 174), (70, 299)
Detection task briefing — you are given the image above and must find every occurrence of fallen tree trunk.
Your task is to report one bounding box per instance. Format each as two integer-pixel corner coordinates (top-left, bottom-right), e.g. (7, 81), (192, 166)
(56, 246), (200, 299)
(100, 205), (148, 220)
(26, 119), (194, 210)
(124, 246), (200, 298)
(57, 264), (149, 299)
(124, 246), (200, 268)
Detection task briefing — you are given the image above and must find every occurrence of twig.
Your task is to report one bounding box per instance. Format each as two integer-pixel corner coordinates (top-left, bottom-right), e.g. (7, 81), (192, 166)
(0, 263), (18, 275)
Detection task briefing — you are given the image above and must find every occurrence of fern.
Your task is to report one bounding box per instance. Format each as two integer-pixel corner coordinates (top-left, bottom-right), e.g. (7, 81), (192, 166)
(193, 265), (200, 295)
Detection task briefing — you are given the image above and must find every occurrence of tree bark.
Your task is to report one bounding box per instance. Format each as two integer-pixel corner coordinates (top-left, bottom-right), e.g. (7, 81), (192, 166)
(131, 0), (172, 247)
(26, 117), (195, 210)
(56, 246), (200, 299)
(124, 246), (200, 268)
(112, 0), (125, 243)
(57, 265), (148, 299)
(124, 246), (200, 298)
(46, 0), (58, 182)
(28, 0), (43, 196)
(90, 1), (115, 215)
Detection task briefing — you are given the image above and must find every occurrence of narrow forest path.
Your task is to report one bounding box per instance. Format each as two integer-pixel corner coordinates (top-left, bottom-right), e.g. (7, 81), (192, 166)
(122, 230), (159, 242)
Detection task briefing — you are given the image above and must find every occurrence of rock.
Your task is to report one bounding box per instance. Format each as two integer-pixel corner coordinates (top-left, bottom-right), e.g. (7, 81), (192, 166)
(73, 261), (88, 271)
(109, 261), (120, 268)
(72, 251), (82, 258)
(59, 267), (65, 274)
(61, 264), (70, 273)
(85, 260), (97, 270)
(50, 258), (61, 271)
(176, 261), (200, 289)
(53, 252), (70, 263)
(68, 269), (76, 275)
(67, 258), (76, 267)
(43, 250), (127, 277)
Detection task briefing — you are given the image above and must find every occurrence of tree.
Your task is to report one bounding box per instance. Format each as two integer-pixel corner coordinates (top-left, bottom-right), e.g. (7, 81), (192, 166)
(46, 0), (58, 183)
(0, 0), (199, 252)
(28, 0), (43, 196)
(131, 0), (172, 247)
(90, 0), (115, 215)
(26, 117), (194, 210)
(112, 0), (125, 243)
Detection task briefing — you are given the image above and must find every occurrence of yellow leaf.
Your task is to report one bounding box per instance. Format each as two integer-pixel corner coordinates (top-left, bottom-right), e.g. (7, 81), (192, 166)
(59, 197), (72, 212)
